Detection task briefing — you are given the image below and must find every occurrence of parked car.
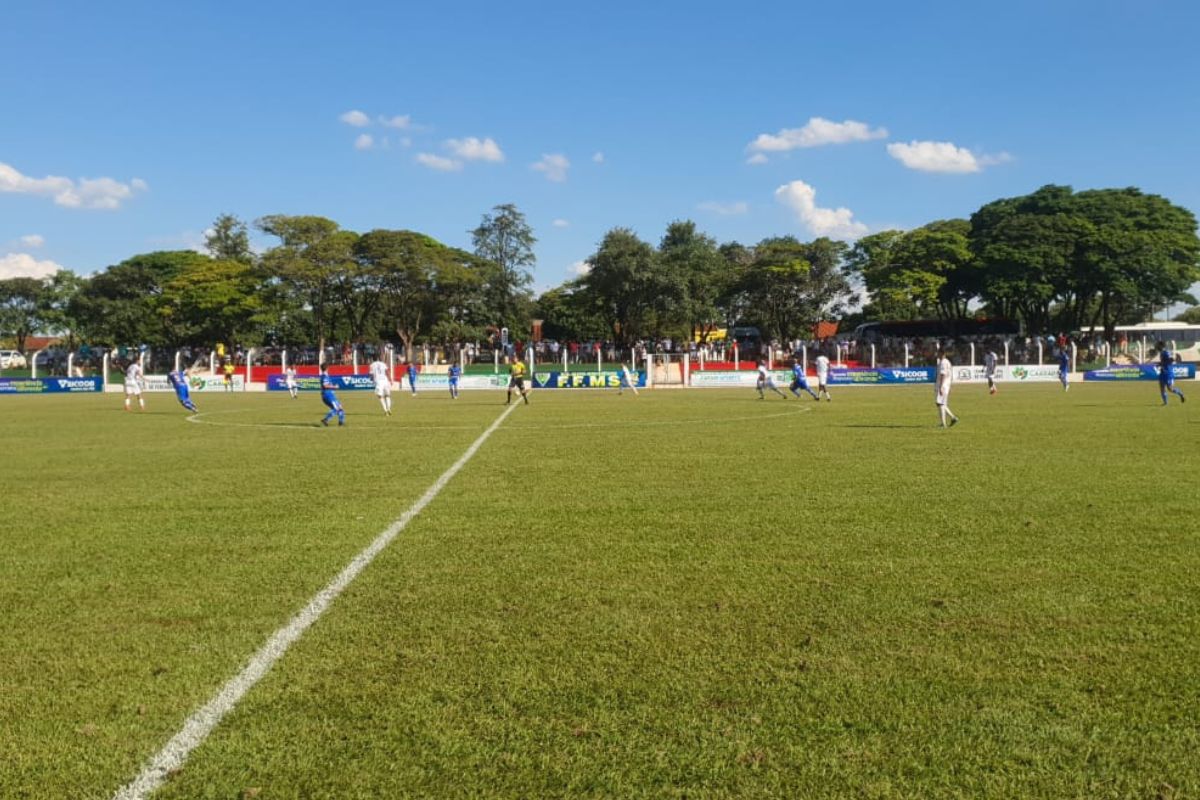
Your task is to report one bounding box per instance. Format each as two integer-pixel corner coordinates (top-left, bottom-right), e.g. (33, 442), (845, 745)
(0, 350), (28, 369)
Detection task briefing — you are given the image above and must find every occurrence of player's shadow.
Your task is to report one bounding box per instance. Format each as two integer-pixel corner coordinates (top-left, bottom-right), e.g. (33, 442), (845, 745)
(839, 423), (925, 429)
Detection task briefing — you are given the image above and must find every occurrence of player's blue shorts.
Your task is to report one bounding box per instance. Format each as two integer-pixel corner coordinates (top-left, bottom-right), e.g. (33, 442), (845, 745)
(321, 392), (341, 409)
(790, 378), (808, 390)
(1160, 370), (1174, 386)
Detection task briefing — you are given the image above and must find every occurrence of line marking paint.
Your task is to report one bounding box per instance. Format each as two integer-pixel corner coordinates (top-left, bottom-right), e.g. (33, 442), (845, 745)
(112, 402), (518, 800)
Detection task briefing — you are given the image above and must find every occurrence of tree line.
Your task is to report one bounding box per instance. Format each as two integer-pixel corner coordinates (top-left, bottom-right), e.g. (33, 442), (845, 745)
(2, 185), (1198, 356)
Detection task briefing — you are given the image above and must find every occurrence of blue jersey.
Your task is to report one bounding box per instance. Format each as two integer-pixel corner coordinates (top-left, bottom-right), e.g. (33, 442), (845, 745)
(320, 375), (340, 405)
(1058, 352), (1070, 372)
(167, 370), (188, 393)
(448, 365), (461, 383)
(1159, 350), (1175, 383)
(791, 365), (808, 386)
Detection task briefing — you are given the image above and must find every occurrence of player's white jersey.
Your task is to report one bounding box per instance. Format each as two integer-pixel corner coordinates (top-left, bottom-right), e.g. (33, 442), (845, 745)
(757, 364), (777, 387)
(369, 360), (391, 394)
(124, 362), (144, 395)
(815, 355), (830, 380)
(984, 352), (997, 376)
(284, 367), (298, 387)
(935, 356), (953, 404)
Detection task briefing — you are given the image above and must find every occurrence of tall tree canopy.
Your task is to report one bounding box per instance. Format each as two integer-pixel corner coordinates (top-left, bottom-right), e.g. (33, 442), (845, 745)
(471, 203), (535, 333)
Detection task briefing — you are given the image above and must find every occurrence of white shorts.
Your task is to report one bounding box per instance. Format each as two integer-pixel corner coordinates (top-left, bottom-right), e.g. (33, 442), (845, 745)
(125, 383), (141, 396)
(935, 389), (950, 406)
(816, 372), (828, 385)
(285, 381), (297, 391)
(375, 382), (392, 397)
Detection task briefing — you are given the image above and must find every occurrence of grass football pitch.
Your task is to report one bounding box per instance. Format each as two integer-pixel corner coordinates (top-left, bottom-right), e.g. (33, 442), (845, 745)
(1, 383), (1197, 799)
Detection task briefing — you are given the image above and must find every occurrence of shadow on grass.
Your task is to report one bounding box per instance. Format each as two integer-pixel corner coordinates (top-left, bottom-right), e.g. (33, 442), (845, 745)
(839, 423), (925, 429)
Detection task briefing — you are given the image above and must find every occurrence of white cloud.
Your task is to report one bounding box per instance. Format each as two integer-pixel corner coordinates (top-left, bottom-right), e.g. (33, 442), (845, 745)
(0, 162), (147, 210)
(354, 133), (375, 151)
(552, 219), (570, 228)
(19, 234), (44, 248)
(569, 260), (591, 277)
(774, 180), (868, 240)
(415, 153), (463, 172)
(592, 151), (605, 164)
(378, 114), (411, 129)
(886, 140), (1011, 174)
(746, 153), (769, 165)
(748, 117), (888, 157)
(0, 252), (64, 280)
(698, 201), (749, 216)
(398, 136), (412, 148)
(446, 136), (505, 162)
(531, 153), (570, 182)
(339, 109), (370, 127)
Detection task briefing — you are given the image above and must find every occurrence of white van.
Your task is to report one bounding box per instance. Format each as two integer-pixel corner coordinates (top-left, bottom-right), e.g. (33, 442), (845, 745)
(0, 350), (28, 369)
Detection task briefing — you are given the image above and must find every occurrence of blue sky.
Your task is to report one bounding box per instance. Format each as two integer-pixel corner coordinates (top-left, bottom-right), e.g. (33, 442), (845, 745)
(3, 0), (1199, 300)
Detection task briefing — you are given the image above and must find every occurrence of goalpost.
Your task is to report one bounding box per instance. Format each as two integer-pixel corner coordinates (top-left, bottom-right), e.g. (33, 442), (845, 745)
(648, 353), (690, 388)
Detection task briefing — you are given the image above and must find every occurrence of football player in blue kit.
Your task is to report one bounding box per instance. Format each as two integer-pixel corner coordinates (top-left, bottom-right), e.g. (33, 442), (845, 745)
(319, 366), (346, 426)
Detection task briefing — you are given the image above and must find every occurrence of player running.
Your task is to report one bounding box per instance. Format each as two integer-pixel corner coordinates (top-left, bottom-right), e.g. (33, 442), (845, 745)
(814, 353), (832, 401)
(935, 351), (959, 428)
(448, 363), (462, 399)
(166, 368), (197, 412)
(1057, 348), (1070, 391)
(406, 362), (419, 396)
(369, 356), (392, 416)
(618, 363), (639, 396)
(222, 360), (236, 393)
(789, 360), (818, 400)
(123, 360), (146, 412)
(984, 349), (999, 395)
(1156, 341), (1187, 405)
(284, 366), (299, 399)
(756, 360), (787, 400)
(319, 366), (346, 426)
(506, 360), (529, 405)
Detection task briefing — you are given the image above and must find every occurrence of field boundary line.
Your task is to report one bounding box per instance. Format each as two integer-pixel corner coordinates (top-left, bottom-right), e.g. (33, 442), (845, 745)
(112, 402), (519, 800)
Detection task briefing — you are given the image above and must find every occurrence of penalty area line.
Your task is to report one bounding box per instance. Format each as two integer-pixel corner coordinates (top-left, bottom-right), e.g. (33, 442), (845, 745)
(112, 402), (519, 800)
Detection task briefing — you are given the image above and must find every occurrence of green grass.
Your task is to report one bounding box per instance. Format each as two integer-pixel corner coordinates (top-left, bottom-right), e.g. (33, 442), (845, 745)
(1, 383), (1197, 799)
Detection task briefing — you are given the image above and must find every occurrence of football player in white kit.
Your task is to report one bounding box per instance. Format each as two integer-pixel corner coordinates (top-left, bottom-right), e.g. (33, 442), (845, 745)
(618, 363), (639, 396)
(814, 353), (832, 401)
(284, 366), (299, 399)
(124, 359), (146, 412)
(935, 351), (959, 428)
(756, 359), (787, 399)
(369, 357), (393, 416)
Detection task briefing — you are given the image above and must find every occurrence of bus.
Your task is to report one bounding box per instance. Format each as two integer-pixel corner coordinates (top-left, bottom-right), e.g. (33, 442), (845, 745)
(1080, 322), (1200, 345)
(852, 318), (1020, 342)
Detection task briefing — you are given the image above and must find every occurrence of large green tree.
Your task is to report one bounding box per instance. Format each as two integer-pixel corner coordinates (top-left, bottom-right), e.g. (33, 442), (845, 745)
(69, 251), (209, 346)
(582, 228), (663, 344)
(205, 214), (255, 264)
(37, 270), (84, 348)
(162, 257), (267, 345)
(658, 220), (726, 342)
(532, 281), (609, 342)
(846, 222), (977, 322)
(971, 185), (1200, 337)
(358, 230), (483, 360)
(471, 204), (535, 334)
(257, 215), (356, 351)
(733, 237), (854, 343)
(0, 277), (48, 353)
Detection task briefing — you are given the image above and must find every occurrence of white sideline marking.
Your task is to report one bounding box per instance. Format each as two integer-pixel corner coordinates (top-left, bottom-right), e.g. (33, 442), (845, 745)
(112, 403), (518, 800)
